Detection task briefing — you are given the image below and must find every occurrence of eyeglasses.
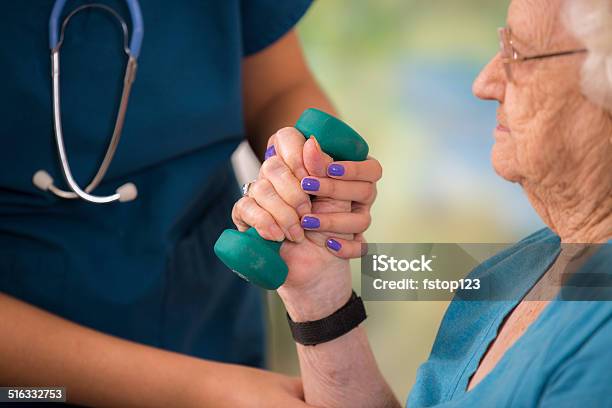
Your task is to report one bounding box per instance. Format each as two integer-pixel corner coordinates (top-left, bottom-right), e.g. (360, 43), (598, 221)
(498, 27), (587, 82)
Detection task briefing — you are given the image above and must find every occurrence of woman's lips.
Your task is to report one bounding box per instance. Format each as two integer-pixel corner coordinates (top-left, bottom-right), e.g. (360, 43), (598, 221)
(496, 124), (510, 132)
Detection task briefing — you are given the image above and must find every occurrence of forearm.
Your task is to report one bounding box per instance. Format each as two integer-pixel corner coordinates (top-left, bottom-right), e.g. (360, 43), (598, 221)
(279, 282), (400, 408)
(246, 78), (336, 160)
(0, 293), (228, 407)
(298, 327), (399, 408)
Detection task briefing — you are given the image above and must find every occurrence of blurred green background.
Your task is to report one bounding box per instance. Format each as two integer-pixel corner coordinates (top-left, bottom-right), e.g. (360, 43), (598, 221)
(263, 0), (545, 403)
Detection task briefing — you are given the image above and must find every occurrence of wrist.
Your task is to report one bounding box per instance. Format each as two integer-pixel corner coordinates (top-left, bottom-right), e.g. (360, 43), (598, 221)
(278, 265), (353, 321)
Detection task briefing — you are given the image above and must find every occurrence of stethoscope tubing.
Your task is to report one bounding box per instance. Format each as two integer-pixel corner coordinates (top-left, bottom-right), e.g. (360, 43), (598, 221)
(35, 0), (142, 204)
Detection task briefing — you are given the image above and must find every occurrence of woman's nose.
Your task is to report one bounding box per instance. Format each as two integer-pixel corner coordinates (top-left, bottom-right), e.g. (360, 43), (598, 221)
(473, 54), (506, 103)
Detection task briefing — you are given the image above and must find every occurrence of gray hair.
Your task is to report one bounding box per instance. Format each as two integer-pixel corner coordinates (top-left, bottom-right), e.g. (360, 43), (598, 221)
(564, 0), (612, 112)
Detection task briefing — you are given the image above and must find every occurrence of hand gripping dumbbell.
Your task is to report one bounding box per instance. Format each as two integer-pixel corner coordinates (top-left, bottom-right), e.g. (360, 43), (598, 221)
(214, 108), (369, 290)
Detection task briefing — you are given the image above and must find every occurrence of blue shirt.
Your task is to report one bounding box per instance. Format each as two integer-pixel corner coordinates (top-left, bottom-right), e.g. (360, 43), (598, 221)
(0, 0), (311, 367)
(408, 229), (612, 407)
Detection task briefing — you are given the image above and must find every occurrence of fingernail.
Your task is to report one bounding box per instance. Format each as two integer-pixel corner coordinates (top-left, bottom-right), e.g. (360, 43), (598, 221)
(301, 216), (320, 229)
(264, 145), (276, 160)
(288, 224), (304, 242)
(326, 238), (342, 252)
(269, 224), (285, 242)
(327, 163), (345, 177)
(301, 178), (320, 192)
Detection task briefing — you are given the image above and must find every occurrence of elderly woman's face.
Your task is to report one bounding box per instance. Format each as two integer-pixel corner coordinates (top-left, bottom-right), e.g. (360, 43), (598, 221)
(473, 0), (610, 185)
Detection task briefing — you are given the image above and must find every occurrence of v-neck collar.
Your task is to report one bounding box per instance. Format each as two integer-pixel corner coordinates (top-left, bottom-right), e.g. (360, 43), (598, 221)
(448, 231), (562, 399)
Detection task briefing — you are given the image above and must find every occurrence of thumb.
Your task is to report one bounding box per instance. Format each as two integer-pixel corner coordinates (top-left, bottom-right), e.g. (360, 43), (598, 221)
(303, 136), (333, 177)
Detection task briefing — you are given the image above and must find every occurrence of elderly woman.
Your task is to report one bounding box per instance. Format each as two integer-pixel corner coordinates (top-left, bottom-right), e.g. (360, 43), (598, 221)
(233, 0), (612, 406)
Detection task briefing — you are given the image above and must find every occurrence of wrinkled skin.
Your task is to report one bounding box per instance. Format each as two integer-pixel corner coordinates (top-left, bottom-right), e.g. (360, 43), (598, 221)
(473, 0), (612, 243)
(468, 0), (612, 391)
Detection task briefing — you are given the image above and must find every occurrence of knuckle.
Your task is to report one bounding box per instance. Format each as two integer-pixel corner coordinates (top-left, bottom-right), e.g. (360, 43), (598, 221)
(321, 215), (333, 231)
(374, 161), (383, 180)
(242, 198), (260, 220)
(258, 226), (277, 241)
(371, 185), (379, 201)
(366, 213), (373, 228)
(231, 212), (240, 227)
(279, 209), (299, 227)
(285, 151), (303, 170)
(363, 185), (377, 203)
(346, 243), (360, 259)
(327, 180), (337, 196)
(337, 246), (351, 259)
(290, 190), (310, 208)
(235, 197), (250, 213)
(352, 163), (362, 180)
(356, 233), (368, 243)
(267, 133), (276, 146)
(261, 156), (284, 177)
(277, 163), (293, 180)
(257, 214), (276, 232)
(251, 179), (274, 199)
(250, 181), (263, 197)
(276, 127), (301, 140)
(360, 213), (372, 230)
(231, 204), (241, 223)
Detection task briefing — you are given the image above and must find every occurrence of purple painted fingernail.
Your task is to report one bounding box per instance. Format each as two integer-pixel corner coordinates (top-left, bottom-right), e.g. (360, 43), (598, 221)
(301, 216), (320, 229)
(264, 145), (276, 160)
(301, 178), (320, 192)
(326, 238), (342, 252)
(328, 163), (345, 177)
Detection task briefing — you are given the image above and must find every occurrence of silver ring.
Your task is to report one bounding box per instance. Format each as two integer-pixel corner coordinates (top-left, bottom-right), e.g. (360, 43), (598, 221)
(241, 180), (256, 197)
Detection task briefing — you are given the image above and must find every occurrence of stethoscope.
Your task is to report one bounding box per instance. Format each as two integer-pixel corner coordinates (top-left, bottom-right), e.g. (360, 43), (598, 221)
(32, 0), (144, 204)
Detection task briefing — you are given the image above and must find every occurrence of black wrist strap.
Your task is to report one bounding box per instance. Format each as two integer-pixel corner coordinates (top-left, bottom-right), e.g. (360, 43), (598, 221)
(287, 291), (367, 346)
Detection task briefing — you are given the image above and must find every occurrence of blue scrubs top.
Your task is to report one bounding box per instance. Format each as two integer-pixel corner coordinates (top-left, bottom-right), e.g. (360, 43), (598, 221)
(408, 229), (612, 407)
(0, 0), (311, 368)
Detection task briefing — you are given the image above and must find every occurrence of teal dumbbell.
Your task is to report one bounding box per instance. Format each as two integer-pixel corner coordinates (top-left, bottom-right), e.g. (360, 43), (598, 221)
(214, 108), (368, 290)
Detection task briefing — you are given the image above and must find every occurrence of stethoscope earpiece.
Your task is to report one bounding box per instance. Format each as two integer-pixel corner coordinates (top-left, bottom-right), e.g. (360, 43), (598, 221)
(33, 170), (138, 203)
(32, 170), (54, 192)
(116, 183), (138, 202)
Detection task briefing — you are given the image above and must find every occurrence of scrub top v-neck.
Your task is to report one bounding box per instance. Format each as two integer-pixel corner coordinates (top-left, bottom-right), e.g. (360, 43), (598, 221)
(408, 228), (612, 407)
(0, 0), (311, 367)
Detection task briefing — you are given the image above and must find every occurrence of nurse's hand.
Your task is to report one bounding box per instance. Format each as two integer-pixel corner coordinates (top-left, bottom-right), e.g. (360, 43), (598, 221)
(196, 361), (309, 407)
